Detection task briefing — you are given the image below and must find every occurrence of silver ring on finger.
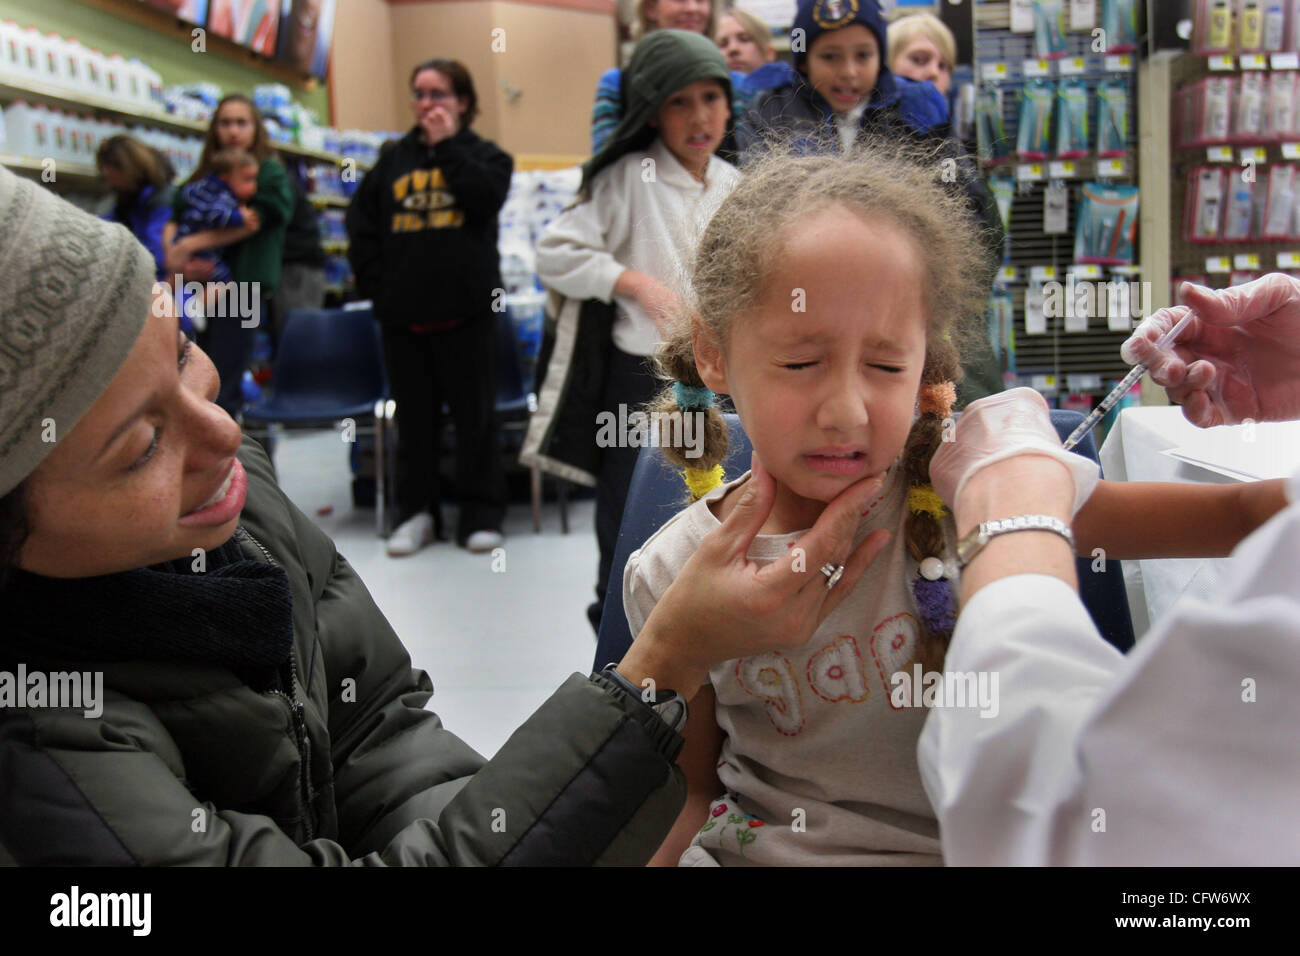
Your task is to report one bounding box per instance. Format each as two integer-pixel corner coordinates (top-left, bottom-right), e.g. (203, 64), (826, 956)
(819, 562), (845, 590)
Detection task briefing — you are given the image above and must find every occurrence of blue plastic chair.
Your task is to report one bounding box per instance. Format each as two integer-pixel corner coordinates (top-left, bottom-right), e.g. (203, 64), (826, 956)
(242, 305), (393, 535)
(593, 409), (1136, 671)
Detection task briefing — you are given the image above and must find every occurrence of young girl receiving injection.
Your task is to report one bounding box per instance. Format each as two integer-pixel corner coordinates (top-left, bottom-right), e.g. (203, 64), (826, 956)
(624, 143), (1290, 866)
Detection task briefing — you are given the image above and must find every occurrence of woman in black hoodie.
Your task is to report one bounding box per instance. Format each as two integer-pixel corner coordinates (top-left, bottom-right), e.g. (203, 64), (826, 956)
(346, 58), (511, 556)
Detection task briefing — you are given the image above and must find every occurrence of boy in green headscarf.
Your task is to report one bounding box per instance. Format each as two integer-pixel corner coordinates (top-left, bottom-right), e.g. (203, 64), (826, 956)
(529, 30), (741, 633)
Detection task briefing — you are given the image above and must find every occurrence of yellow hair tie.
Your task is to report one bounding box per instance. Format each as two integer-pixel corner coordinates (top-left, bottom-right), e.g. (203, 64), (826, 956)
(683, 464), (725, 501)
(917, 381), (957, 418)
(908, 484), (948, 520)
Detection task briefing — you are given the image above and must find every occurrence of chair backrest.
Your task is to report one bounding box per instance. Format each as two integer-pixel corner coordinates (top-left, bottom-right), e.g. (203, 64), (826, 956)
(268, 307), (387, 406)
(593, 409), (1135, 671)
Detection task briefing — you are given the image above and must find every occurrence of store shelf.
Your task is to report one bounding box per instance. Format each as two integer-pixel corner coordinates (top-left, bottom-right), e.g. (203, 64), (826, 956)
(308, 194), (350, 208)
(0, 74), (362, 168)
(321, 239), (348, 253)
(0, 152), (104, 187)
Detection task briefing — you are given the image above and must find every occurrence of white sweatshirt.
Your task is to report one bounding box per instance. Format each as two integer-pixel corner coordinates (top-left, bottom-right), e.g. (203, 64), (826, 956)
(534, 137), (740, 356)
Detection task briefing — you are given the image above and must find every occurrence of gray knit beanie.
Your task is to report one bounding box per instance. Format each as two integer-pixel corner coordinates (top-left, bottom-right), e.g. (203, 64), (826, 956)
(0, 164), (155, 497)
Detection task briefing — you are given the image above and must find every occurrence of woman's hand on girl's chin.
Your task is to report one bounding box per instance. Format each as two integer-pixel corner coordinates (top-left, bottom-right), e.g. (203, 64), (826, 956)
(620, 453), (891, 699)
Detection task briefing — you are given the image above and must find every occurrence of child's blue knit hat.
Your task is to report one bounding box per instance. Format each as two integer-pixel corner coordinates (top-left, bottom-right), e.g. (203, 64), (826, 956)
(791, 0), (890, 73)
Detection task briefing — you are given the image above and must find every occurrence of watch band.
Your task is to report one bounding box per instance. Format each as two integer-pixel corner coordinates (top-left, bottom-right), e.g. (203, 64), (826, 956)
(597, 664), (689, 735)
(956, 514), (1075, 570)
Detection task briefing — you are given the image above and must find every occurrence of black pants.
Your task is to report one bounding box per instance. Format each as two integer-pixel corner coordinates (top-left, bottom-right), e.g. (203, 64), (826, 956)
(590, 347), (661, 632)
(202, 291), (274, 416)
(382, 318), (506, 544)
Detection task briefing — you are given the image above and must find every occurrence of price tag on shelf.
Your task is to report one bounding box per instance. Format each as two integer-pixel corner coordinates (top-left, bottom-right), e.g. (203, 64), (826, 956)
(1207, 145), (1234, 162)
(1284, 143), (1300, 159)
(1010, 0), (1035, 33)
(981, 61), (1010, 81)
(1234, 253), (1262, 270)
(1110, 265), (1142, 276)
(1031, 374), (1059, 391)
(1029, 264), (1058, 282)
(997, 265), (1018, 283)
(1241, 147), (1268, 164)
(1017, 163), (1045, 181)
(1104, 54), (1133, 72)
(1071, 263), (1103, 279)
(1067, 373), (1103, 391)
(1240, 53), (1268, 70)
(1048, 160), (1077, 178)
(1208, 55), (1235, 71)
(1058, 56), (1087, 76)
(1024, 59), (1052, 77)
(1206, 256), (1232, 273)
(1096, 158), (1126, 177)
(1273, 53), (1300, 69)
(1278, 251), (1300, 268)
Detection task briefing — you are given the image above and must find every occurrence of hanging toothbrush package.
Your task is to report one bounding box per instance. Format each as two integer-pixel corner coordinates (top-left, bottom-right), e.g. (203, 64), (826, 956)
(1055, 78), (1090, 158)
(1265, 71), (1297, 140)
(1222, 172), (1256, 240)
(990, 175), (1015, 234)
(1033, 0), (1069, 59)
(1017, 79), (1056, 160)
(1233, 71), (1266, 142)
(1096, 77), (1129, 156)
(1101, 0), (1140, 53)
(1075, 182), (1139, 265)
(977, 83), (1011, 162)
(1254, 162), (1296, 238)
(1184, 166), (1226, 242)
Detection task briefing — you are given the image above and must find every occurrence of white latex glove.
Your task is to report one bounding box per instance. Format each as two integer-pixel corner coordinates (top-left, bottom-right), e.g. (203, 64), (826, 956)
(930, 388), (1101, 517)
(1121, 274), (1300, 427)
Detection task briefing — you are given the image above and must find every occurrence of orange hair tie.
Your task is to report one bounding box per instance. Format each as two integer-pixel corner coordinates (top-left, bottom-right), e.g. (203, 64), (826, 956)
(917, 382), (957, 418)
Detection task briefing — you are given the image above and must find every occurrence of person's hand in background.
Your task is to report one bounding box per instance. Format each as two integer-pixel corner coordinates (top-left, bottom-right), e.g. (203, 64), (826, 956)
(1122, 274), (1300, 427)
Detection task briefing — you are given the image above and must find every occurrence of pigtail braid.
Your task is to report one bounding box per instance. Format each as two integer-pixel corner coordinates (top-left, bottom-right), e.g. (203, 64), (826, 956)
(648, 316), (729, 499)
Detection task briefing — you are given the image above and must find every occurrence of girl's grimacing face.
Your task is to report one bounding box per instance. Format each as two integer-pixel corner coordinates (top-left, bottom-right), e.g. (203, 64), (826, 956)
(694, 207), (928, 532)
(804, 25), (880, 113)
(18, 292), (247, 578)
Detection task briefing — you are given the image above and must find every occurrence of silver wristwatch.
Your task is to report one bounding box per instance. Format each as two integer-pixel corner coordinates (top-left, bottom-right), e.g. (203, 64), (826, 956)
(956, 514), (1075, 570)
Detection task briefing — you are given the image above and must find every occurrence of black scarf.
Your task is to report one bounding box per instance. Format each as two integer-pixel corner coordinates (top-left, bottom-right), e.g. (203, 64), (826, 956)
(1, 534), (295, 693)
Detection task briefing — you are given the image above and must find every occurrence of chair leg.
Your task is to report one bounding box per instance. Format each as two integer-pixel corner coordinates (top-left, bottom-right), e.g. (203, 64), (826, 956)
(374, 401), (388, 538)
(531, 463), (542, 533)
(558, 477), (569, 535)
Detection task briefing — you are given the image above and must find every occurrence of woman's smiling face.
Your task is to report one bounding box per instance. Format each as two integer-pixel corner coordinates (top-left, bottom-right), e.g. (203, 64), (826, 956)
(18, 289), (247, 578)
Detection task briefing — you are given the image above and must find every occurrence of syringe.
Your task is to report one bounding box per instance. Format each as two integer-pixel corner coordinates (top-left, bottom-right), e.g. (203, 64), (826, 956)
(1061, 311), (1195, 452)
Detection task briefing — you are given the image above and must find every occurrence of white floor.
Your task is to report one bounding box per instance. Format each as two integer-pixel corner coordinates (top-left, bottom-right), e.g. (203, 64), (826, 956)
(270, 429), (602, 759)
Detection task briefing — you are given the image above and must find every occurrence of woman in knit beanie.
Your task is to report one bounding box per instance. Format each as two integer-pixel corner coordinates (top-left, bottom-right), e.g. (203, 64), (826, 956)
(0, 164), (840, 866)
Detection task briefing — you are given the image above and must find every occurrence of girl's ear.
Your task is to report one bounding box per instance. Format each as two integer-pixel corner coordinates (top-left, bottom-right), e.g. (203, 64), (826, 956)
(692, 324), (729, 395)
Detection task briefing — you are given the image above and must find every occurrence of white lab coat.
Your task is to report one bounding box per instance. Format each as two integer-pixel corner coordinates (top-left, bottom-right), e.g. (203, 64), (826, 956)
(918, 470), (1300, 864)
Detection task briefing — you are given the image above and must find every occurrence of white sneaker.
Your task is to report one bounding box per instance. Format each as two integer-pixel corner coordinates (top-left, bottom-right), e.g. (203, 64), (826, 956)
(387, 512), (435, 557)
(465, 530), (503, 553)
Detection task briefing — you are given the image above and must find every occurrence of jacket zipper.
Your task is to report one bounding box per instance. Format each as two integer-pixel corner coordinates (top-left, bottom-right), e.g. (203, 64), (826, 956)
(238, 526), (318, 842)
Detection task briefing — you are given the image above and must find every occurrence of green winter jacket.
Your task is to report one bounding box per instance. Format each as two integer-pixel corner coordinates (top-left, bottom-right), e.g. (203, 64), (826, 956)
(0, 436), (686, 865)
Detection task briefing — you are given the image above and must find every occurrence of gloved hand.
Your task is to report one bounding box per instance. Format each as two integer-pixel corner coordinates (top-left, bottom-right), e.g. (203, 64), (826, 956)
(1121, 274), (1300, 427)
(930, 388), (1101, 517)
